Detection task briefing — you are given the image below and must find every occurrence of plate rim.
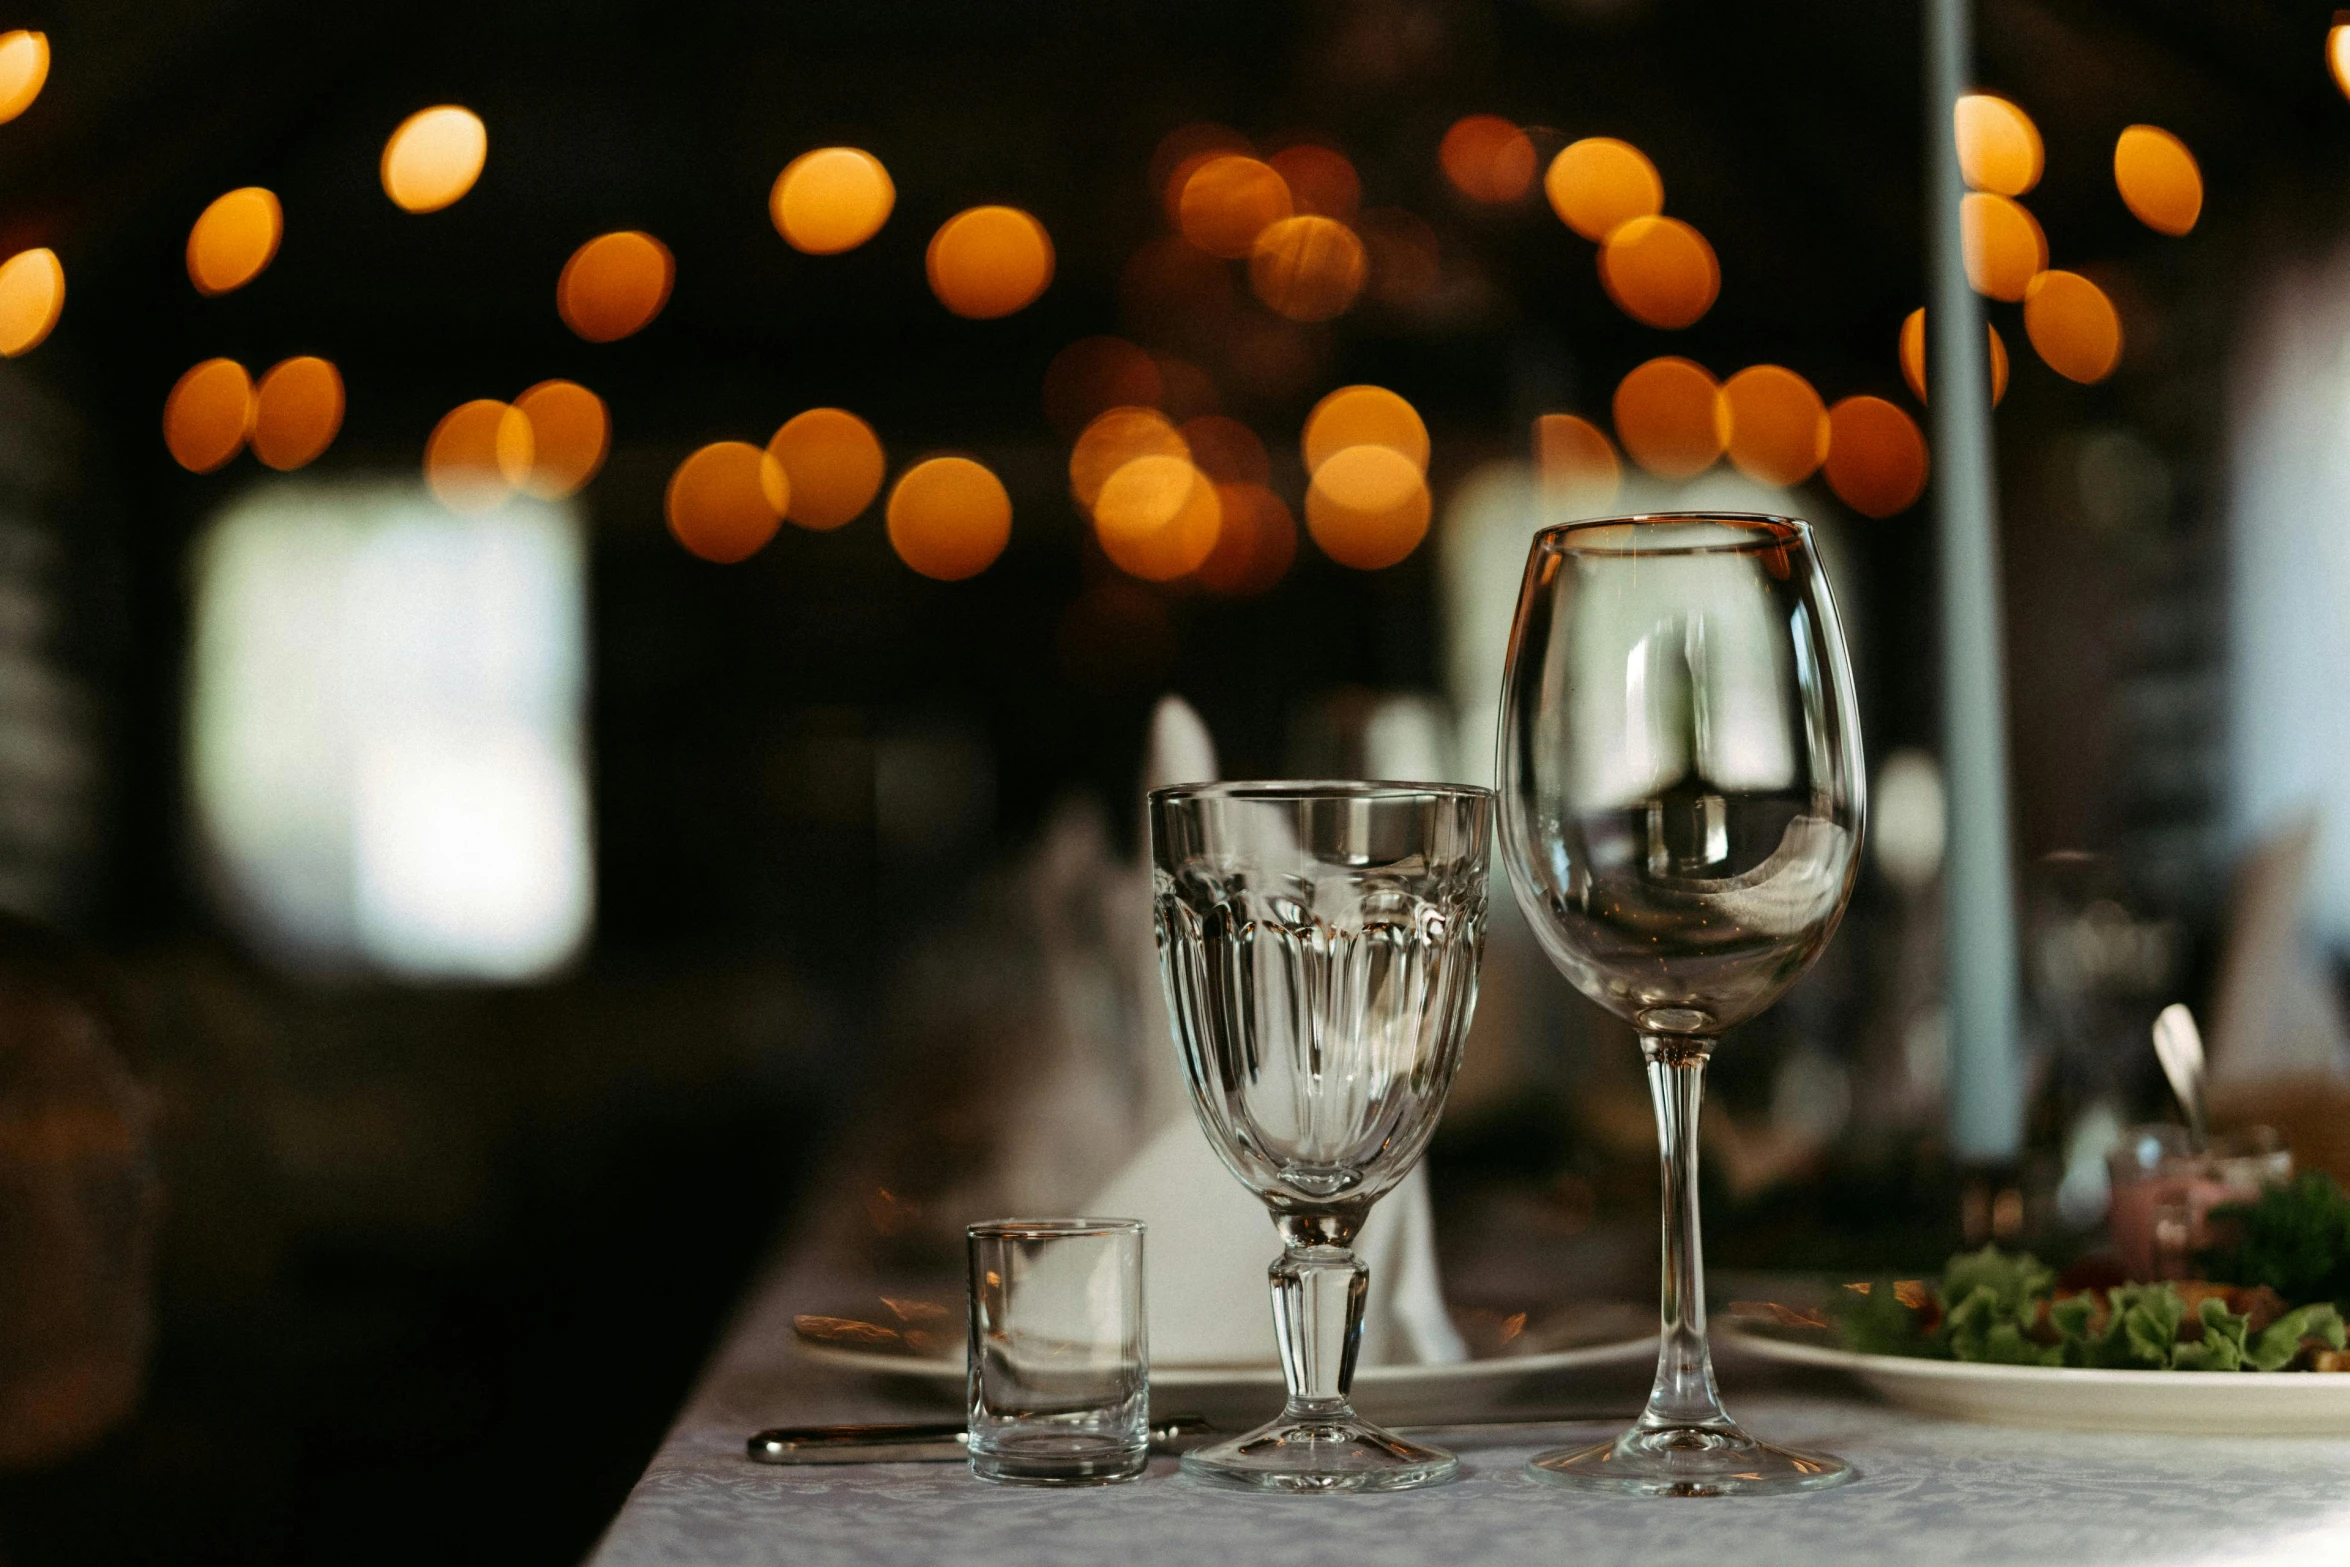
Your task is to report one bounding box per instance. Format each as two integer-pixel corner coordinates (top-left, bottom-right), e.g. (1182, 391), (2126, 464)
(1726, 1323), (2350, 1392)
(795, 1332), (1658, 1387)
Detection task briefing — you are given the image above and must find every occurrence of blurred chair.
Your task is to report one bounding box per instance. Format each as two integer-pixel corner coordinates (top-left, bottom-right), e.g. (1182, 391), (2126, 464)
(0, 913), (156, 1468)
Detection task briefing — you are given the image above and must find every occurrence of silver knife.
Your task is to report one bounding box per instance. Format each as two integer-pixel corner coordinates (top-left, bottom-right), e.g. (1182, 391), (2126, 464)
(747, 1411), (1624, 1464)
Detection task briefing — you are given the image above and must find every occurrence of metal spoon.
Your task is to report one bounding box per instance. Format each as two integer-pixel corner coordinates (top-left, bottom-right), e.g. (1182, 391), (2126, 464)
(2152, 1002), (2208, 1150)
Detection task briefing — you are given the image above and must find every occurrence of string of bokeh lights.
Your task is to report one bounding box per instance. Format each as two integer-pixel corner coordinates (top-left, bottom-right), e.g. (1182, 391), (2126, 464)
(0, 29), (2269, 588)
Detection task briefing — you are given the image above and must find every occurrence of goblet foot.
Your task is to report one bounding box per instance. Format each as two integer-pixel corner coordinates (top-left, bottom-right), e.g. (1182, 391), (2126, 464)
(1180, 1410), (1459, 1494)
(1526, 1421), (1853, 1497)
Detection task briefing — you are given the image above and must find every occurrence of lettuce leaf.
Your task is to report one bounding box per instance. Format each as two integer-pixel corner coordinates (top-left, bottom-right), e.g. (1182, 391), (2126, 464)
(1830, 1246), (2349, 1371)
(2251, 1304), (2346, 1372)
(2200, 1172), (2350, 1309)
(1938, 1246), (2058, 1365)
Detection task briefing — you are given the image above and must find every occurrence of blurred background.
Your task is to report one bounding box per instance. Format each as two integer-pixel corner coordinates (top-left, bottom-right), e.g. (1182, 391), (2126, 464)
(2, 0), (2348, 1559)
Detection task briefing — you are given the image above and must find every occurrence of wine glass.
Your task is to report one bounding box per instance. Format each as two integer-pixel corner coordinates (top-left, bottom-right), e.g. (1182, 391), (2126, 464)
(1149, 781), (1490, 1493)
(1497, 514), (1864, 1496)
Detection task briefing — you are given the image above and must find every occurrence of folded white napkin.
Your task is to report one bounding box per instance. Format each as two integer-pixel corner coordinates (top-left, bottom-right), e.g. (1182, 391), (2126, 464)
(1084, 1118), (1463, 1367)
(1080, 696), (1467, 1369)
(2211, 814), (2350, 1088)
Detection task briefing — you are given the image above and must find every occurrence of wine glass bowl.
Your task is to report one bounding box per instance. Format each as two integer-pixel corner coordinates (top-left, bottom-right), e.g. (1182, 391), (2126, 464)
(1151, 781), (1490, 1493)
(1499, 513), (1864, 1496)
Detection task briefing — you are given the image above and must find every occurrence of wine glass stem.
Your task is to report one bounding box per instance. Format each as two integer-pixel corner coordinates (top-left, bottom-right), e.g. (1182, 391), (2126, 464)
(1639, 1032), (1734, 1435)
(1269, 1234), (1368, 1418)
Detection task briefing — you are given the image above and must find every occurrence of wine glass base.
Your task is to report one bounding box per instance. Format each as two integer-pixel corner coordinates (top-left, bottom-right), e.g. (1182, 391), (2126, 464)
(1526, 1423), (1854, 1497)
(1179, 1412), (1460, 1494)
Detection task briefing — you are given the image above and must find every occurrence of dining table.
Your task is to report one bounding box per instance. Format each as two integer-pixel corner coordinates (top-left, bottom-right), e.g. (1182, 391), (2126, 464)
(587, 1239), (2350, 1567)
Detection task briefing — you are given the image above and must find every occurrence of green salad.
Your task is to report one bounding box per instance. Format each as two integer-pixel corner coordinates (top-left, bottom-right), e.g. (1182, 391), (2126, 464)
(1828, 1172), (2350, 1373)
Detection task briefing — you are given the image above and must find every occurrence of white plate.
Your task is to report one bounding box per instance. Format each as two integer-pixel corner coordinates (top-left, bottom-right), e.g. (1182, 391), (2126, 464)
(1730, 1327), (2350, 1435)
(797, 1331), (1656, 1424)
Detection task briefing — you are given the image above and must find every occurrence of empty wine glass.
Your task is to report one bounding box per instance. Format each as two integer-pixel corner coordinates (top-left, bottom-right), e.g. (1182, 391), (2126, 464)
(1150, 782), (1490, 1494)
(1498, 514), (1864, 1496)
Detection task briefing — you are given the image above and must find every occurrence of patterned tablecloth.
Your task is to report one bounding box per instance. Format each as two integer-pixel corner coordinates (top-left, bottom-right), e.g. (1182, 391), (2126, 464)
(590, 1254), (2350, 1567)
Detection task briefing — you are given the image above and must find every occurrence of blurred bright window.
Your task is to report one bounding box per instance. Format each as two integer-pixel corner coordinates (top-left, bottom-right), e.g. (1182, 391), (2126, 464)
(2231, 264), (2350, 949)
(188, 483), (591, 979)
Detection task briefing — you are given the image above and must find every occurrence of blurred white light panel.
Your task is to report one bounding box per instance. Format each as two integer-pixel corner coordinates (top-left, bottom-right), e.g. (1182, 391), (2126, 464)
(188, 483), (591, 979)
(2231, 261), (2350, 948)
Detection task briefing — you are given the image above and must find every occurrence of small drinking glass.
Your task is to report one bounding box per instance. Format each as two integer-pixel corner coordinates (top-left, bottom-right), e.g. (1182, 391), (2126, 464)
(2106, 1124), (2291, 1280)
(1499, 514), (1864, 1496)
(1152, 781), (1490, 1494)
(965, 1218), (1149, 1485)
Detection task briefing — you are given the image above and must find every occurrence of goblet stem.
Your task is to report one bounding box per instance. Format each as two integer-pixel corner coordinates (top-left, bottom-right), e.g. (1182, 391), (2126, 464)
(1177, 1206), (1456, 1492)
(1638, 1032), (1734, 1437)
(1524, 1029), (1853, 1492)
(1269, 1232), (1367, 1417)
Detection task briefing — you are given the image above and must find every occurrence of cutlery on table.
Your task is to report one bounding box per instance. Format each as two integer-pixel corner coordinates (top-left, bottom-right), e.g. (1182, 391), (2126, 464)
(747, 1411), (1629, 1464)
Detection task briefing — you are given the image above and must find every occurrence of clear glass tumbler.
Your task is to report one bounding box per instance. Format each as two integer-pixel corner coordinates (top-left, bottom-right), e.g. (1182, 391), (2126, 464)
(965, 1218), (1150, 1485)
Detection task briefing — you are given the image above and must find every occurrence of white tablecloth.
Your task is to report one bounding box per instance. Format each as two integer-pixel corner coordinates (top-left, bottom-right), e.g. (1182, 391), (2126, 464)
(589, 1252), (2350, 1567)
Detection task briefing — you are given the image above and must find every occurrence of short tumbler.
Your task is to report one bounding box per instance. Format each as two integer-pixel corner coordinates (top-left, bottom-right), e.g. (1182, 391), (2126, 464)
(965, 1218), (1149, 1485)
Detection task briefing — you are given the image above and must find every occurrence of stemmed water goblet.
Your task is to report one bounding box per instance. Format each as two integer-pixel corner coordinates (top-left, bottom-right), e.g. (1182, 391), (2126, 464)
(1497, 513), (1865, 1496)
(1149, 782), (1490, 1494)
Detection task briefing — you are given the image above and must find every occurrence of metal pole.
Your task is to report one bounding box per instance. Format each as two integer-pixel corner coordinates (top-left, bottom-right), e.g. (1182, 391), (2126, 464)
(1925, 0), (2025, 1160)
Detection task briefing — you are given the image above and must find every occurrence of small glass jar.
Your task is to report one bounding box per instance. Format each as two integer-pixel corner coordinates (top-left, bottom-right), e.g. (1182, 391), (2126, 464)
(2105, 1124), (2290, 1280)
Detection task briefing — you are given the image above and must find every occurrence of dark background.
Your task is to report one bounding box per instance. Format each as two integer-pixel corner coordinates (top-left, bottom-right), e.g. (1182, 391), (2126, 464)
(0, 0), (2344, 1560)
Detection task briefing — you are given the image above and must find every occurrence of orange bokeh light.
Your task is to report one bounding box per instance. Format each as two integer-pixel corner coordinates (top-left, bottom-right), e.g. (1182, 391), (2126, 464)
(1305, 445), (1431, 571)
(1534, 413), (1622, 512)
(666, 441), (787, 563)
(888, 457), (1012, 580)
(1599, 216), (1720, 330)
(427, 399), (536, 514)
(558, 231), (674, 343)
(381, 106), (487, 214)
(1268, 145), (1361, 222)
(1960, 192), (2046, 302)
(2114, 125), (2202, 236)
(1612, 356), (1726, 479)
(1094, 455), (1222, 581)
(1721, 366), (1829, 488)
(2024, 269), (2123, 383)
(2332, 24), (2350, 100)
(927, 206), (1054, 320)
(187, 187), (282, 297)
(1250, 215), (1366, 322)
(1954, 94), (2043, 197)
(1071, 406), (1188, 509)
(1180, 416), (1270, 487)
(0, 32), (49, 125)
(1302, 385), (1428, 475)
(1824, 396), (1929, 518)
(513, 380), (609, 500)
(1899, 308), (2010, 405)
(1544, 137), (1664, 241)
(1152, 124), (1253, 225)
(1044, 337), (1163, 437)
(1194, 482), (1296, 595)
(1179, 156), (1293, 259)
(770, 147), (895, 255)
(767, 408), (885, 531)
(163, 359), (254, 474)
(0, 247), (64, 358)
(1441, 115), (1537, 204)
(250, 357), (344, 472)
